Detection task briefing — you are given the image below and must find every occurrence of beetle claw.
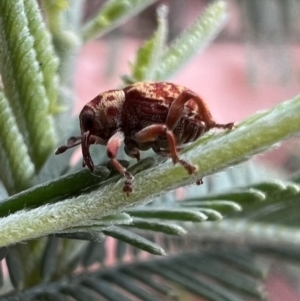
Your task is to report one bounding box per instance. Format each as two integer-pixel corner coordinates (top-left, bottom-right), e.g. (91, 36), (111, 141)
(196, 178), (203, 185)
(213, 122), (235, 130)
(178, 159), (197, 175)
(84, 156), (94, 173)
(123, 172), (134, 196)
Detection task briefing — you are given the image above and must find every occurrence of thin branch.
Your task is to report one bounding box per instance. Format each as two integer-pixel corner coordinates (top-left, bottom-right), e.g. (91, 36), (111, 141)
(0, 94), (299, 247)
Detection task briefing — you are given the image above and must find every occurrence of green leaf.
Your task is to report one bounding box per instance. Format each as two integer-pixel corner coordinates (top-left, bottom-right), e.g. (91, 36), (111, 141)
(130, 5), (168, 81)
(0, 90), (34, 193)
(205, 250), (266, 278)
(82, 278), (133, 301)
(55, 231), (105, 242)
(39, 1), (84, 125)
(0, 0), (57, 169)
(142, 261), (246, 301)
(195, 188), (267, 205)
(155, 0), (228, 80)
(126, 217), (187, 235)
(170, 256), (264, 299)
(253, 180), (300, 199)
(0, 166), (110, 218)
(102, 227), (166, 255)
(192, 218), (300, 250)
(41, 236), (59, 282)
(81, 0), (158, 42)
(196, 208), (223, 221)
(180, 200), (242, 215)
(125, 208), (207, 221)
(5, 246), (25, 290)
(23, 0), (59, 114)
(0, 238), (269, 301)
(93, 212), (133, 226)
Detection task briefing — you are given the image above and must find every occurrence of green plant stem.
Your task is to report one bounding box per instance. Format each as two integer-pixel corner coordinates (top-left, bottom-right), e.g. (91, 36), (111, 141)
(0, 94), (299, 247)
(131, 4), (168, 81)
(190, 219), (300, 249)
(81, 0), (157, 42)
(155, 0), (228, 80)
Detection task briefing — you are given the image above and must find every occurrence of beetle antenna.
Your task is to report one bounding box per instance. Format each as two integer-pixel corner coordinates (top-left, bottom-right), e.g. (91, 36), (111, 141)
(55, 136), (82, 154)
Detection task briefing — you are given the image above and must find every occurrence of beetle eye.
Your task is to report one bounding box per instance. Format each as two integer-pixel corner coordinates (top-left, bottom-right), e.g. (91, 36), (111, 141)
(82, 115), (94, 131)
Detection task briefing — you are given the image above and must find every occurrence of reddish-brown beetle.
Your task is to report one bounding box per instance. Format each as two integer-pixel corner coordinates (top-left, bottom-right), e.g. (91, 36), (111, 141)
(55, 82), (234, 194)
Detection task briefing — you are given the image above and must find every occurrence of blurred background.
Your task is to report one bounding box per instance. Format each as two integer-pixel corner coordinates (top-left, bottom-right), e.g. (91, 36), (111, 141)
(74, 1), (300, 300)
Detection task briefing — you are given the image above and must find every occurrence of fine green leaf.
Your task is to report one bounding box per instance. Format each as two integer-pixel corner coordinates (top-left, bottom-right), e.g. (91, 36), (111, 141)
(102, 227), (166, 255)
(125, 208), (208, 221)
(5, 246), (25, 290)
(253, 181), (300, 199)
(120, 267), (175, 297)
(23, 0), (59, 114)
(180, 200), (242, 215)
(195, 189), (267, 205)
(172, 257), (264, 299)
(0, 90), (34, 194)
(0, 0), (57, 169)
(93, 212), (133, 225)
(55, 231), (105, 242)
(130, 4), (168, 81)
(197, 208), (223, 221)
(142, 261), (245, 301)
(81, 0), (158, 42)
(126, 218), (187, 235)
(205, 251), (266, 278)
(0, 166), (110, 218)
(190, 218), (300, 250)
(39, 0), (68, 34)
(155, 0), (228, 80)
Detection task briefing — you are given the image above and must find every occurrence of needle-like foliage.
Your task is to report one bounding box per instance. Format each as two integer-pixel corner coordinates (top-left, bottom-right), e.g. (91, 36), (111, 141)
(0, 1), (299, 300)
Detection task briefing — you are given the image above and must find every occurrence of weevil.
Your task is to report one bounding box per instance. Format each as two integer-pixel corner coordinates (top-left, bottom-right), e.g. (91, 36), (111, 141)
(55, 82), (234, 194)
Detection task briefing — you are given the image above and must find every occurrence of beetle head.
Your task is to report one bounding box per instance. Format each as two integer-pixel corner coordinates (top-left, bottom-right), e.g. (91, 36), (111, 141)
(79, 106), (104, 140)
(79, 90), (125, 172)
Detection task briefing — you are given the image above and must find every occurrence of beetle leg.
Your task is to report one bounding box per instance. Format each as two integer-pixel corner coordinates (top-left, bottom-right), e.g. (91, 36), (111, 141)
(166, 90), (234, 131)
(134, 124), (196, 174)
(165, 90), (208, 130)
(107, 131), (134, 195)
(152, 145), (184, 157)
(211, 122), (235, 130)
(124, 145), (140, 161)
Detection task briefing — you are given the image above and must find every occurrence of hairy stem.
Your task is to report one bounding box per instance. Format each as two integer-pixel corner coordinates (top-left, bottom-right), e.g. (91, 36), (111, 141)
(0, 94), (299, 247)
